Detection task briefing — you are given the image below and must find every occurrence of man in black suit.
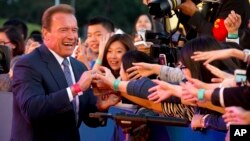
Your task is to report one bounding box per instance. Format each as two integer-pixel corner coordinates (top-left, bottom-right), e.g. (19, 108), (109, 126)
(10, 4), (119, 141)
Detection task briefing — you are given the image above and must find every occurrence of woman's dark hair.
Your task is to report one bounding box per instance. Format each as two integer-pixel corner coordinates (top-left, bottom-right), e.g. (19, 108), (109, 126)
(102, 34), (136, 78)
(179, 36), (239, 83)
(122, 50), (157, 79)
(3, 18), (28, 40)
(0, 26), (25, 57)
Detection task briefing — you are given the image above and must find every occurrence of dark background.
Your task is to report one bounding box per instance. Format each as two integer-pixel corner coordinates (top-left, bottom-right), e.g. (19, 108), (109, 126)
(0, 0), (148, 37)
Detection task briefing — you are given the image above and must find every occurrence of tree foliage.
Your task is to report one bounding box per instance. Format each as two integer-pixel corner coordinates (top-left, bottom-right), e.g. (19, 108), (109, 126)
(0, 0), (148, 36)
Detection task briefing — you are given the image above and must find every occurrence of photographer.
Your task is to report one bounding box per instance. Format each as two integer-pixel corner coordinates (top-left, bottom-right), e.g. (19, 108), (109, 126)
(179, 0), (249, 38)
(143, 0), (250, 41)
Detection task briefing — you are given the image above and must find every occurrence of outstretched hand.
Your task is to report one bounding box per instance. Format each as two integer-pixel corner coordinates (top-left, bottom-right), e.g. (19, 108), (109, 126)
(127, 62), (158, 80)
(205, 64), (234, 80)
(191, 49), (233, 65)
(224, 10), (241, 34)
(93, 66), (116, 90)
(77, 70), (95, 92)
(180, 82), (198, 106)
(185, 75), (209, 89)
(92, 66), (121, 110)
(96, 92), (121, 111)
(223, 106), (250, 125)
(148, 79), (181, 103)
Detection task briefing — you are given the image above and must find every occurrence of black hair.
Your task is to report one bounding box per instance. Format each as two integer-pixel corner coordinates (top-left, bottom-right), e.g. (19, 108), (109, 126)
(87, 16), (115, 32)
(0, 26), (25, 57)
(3, 18), (28, 40)
(122, 50), (157, 79)
(180, 36), (239, 83)
(29, 30), (43, 44)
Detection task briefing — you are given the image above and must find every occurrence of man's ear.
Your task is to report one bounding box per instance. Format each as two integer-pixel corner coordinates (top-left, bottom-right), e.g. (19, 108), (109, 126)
(42, 28), (50, 41)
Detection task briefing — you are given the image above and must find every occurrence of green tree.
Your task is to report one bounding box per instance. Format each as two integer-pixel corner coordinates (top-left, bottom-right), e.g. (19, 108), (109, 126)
(0, 0), (149, 36)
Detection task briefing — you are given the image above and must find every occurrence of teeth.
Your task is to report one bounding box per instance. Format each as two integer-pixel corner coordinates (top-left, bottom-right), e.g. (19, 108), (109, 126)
(110, 61), (118, 64)
(63, 42), (73, 46)
(90, 44), (98, 48)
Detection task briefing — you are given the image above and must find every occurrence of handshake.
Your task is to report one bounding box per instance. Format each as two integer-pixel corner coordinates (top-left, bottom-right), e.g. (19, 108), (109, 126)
(75, 68), (121, 111)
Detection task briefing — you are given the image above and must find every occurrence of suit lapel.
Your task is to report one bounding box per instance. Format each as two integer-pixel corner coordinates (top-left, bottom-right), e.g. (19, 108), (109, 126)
(70, 58), (81, 82)
(39, 45), (68, 89)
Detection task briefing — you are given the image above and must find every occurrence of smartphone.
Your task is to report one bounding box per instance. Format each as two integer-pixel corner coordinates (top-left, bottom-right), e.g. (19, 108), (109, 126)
(234, 69), (247, 86)
(159, 54), (167, 65)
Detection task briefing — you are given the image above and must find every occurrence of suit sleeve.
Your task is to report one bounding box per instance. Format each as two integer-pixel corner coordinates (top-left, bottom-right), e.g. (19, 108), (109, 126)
(127, 77), (156, 99)
(12, 58), (73, 123)
(211, 86), (250, 110)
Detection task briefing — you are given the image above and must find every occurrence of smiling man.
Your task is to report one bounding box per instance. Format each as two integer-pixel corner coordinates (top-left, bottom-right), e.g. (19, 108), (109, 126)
(11, 4), (118, 141)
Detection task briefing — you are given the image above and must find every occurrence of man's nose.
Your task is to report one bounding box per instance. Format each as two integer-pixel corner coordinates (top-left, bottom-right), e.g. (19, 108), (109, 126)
(67, 30), (77, 39)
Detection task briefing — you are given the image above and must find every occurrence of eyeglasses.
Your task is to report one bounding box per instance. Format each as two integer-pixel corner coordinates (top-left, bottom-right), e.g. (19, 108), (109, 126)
(0, 41), (11, 46)
(180, 65), (187, 70)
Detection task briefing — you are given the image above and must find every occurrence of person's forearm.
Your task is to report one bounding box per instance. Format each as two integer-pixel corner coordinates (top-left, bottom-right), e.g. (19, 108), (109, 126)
(152, 64), (161, 75)
(231, 48), (245, 61)
(118, 81), (129, 93)
(204, 83), (220, 90)
(204, 89), (214, 102)
(92, 55), (103, 70)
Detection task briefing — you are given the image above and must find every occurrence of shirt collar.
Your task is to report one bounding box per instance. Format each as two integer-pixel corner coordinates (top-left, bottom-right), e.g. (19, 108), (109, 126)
(48, 48), (70, 66)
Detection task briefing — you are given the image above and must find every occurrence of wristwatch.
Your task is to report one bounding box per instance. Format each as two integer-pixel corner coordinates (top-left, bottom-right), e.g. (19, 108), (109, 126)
(243, 49), (250, 63)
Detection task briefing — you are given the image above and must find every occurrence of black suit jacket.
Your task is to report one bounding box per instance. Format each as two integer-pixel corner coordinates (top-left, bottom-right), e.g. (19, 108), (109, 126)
(11, 45), (104, 141)
(212, 86), (250, 110)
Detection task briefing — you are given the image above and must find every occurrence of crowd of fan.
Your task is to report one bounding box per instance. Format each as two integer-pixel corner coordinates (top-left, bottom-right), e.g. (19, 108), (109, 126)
(0, 0), (250, 141)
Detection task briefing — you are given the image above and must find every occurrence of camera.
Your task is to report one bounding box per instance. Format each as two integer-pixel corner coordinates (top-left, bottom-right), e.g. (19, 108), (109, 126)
(0, 45), (11, 74)
(148, 0), (184, 18)
(145, 30), (170, 45)
(146, 0), (191, 67)
(144, 30), (180, 67)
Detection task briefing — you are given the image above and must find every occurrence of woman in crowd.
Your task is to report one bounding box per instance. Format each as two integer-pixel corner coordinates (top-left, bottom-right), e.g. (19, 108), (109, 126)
(95, 33), (136, 78)
(135, 14), (153, 31)
(0, 26), (25, 58)
(0, 26), (25, 91)
(133, 14), (154, 55)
